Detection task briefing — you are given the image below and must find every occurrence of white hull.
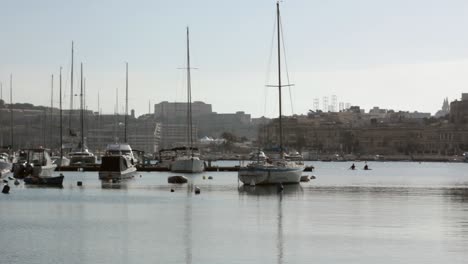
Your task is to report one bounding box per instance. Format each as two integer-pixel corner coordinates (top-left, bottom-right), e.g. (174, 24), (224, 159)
(53, 157), (70, 167)
(0, 161), (12, 177)
(238, 164), (303, 185)
(99, 166), (137, 180)
(33, 164), (57, 177)
(171, 158), (205, 173)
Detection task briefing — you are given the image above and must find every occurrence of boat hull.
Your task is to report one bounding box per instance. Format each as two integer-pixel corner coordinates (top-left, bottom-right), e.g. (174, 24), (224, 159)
(171, 158), (205, 173)
(0, 161), (12, 177)
(238, 166), (303, 185)
(13, 164), (57, 178)
(24, 175), (64, 186)
(98, 155), (137, 180)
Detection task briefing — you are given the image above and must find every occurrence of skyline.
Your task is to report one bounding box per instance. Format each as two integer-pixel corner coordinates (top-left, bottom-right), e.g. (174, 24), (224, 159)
(1, 0), (468, 117)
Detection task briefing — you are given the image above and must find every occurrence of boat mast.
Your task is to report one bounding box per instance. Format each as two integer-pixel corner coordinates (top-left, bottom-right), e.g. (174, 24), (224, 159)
(50, 74), (54, 147)
(80, 63), (84, 152)
(276, 2), (283, 155)
(124, 62), (128, 143)
(9, 74), (13, 150)
(186, 27), (193, 152)
(69, 41), (74, 135)
(59, 67), (63, 168)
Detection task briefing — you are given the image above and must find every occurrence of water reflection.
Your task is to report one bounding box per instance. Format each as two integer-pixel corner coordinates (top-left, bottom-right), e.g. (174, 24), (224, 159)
(185, 182), (193, 264)
(100, 180), (130, 189)
(277, 190), (284, 264)
(238, 184), (303, 196)
(24, 184), (63, 189)
(444, 188), (468, 203)
(237, 184), (302, 264)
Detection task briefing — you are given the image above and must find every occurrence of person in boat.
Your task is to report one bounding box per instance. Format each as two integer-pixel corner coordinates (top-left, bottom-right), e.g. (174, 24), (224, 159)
(350, 163), (356, 170)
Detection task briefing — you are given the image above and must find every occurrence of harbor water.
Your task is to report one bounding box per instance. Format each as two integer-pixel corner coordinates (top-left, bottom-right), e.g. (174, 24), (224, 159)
(1, 161), (468, 263)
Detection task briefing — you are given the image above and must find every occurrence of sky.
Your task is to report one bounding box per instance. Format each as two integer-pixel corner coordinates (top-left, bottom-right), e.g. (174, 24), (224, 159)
(1, 0), (468, 118)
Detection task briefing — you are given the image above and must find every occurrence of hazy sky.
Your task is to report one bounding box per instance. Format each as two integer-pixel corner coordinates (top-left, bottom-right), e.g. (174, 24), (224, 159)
(1, 0), (468, 117)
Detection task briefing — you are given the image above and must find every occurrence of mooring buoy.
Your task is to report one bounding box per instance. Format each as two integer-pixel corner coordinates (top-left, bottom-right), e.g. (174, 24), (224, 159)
(77, 181), (83, 186)
(2, 185), (10, 194)
(194, 186), (201, 194)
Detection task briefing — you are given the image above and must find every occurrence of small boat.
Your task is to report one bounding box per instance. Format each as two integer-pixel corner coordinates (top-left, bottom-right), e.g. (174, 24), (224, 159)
(24, 174), (64, 185)
(12, 148), (62, 185)
(98, 143), (137, 180)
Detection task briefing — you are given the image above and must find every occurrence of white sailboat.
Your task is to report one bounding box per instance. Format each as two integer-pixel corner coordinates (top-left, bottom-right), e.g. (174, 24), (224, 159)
(238, 2), (304, 185)
(67, 43), (96, 165)
(171, 27), (205, 173)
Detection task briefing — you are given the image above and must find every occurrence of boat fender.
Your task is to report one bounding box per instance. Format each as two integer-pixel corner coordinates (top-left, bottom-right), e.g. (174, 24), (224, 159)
(2, 185), (10, 194)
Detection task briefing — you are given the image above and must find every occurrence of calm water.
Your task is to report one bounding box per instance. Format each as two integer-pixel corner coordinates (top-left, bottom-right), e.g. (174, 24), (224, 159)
(1, 161), (468, 264)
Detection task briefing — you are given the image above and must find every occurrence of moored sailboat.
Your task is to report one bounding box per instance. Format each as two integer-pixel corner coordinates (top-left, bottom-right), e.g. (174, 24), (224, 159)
(171, 27), (205, 173)
(238, 2), (304, 185)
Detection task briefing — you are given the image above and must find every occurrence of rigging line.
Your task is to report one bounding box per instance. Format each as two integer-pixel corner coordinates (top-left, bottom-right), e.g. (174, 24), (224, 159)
(264, 10), (277, 117)
(279, 13), (295, 115)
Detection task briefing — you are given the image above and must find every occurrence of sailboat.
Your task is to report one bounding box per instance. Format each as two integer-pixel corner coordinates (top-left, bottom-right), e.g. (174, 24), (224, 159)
(238, 2), (304, 185)
(98, 62), (137, 180)
(67, 53), (96, 165)
(170, 27), (205, 173)
(52, 70), (70, 167)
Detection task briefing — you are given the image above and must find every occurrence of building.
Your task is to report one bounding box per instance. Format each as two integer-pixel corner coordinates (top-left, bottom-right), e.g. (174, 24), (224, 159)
(450, 94), (468, 124)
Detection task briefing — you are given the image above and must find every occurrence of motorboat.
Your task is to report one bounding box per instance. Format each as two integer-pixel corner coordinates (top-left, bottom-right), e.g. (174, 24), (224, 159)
(0, 152), (12, 177)
(52, 156), (70, 167)
(12, 148), (62, 185)
(98, 143), (137, 180)
(68, 148), (97, 165)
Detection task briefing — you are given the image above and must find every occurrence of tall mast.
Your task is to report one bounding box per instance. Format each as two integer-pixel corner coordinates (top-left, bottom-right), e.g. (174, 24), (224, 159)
(186, 27), (193, 150)
(9, 74), (13, 149)
(59, 67), (63, 168)
(125, 62), (128, 143)
(50, 74), (54, 147)
(80, 63), (84, 152)
(69, 41), (74, 135)
(276, 2), (283, 155)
